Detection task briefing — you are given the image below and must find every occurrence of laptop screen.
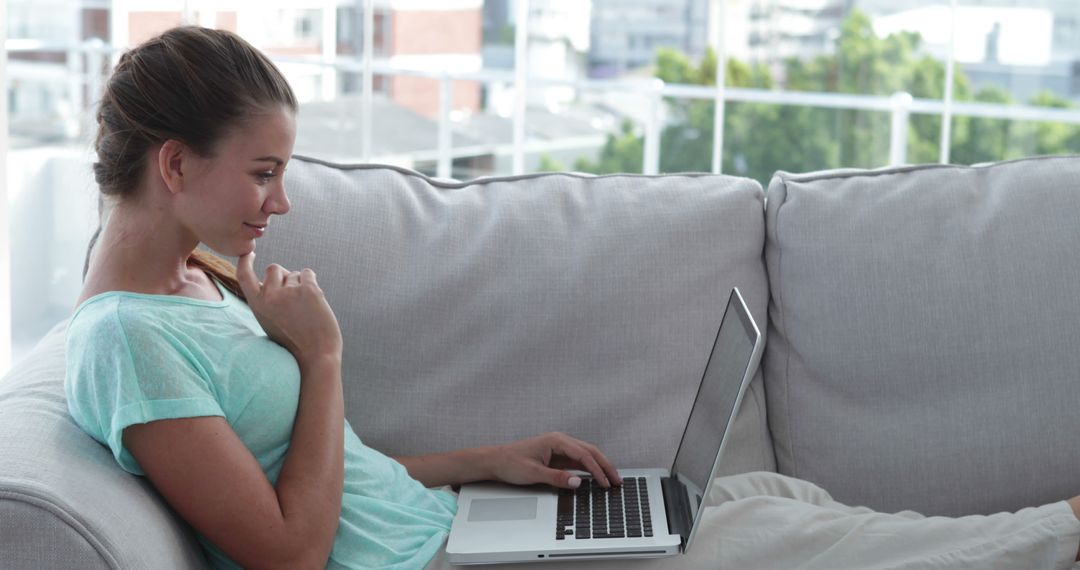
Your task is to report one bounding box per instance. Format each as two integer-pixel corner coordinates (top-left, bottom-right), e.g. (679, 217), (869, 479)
(670, 288), (759, 498)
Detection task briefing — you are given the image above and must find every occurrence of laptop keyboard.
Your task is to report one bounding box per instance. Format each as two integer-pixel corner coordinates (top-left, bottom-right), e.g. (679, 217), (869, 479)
(556, 477), (654, 540)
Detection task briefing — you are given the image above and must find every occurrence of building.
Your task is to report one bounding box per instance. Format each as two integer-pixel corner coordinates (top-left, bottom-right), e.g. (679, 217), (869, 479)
(112, 0), (483, 117)
(347, 0), (483, 118)
(483, 0), (593, 114)
(739, 0), (849, 78)
(6, 0), (484, 145)
(588, 0), (711, 78)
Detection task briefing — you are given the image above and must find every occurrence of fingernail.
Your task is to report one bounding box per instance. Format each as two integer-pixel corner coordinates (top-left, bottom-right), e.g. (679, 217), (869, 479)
(568, 476), (582, 489)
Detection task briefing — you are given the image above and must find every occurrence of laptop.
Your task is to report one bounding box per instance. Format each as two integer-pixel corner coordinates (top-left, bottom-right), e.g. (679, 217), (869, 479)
(446, 287), (765, 565)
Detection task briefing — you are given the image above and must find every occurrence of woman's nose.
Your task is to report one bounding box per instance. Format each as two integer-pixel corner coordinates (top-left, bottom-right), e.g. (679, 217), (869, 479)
(265, 182), (291, 216)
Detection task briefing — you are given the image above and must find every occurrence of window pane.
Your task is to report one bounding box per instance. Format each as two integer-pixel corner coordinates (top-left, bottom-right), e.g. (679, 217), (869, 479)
(523, 0), (648, 175)
(520, 0), (954, 179)
(7, 1), (103, 365)
(721, 0), (949, 180)
(293, 65), (366, 163)
(527, 100), (632, 175)
(948, 113), (1080, 165)
(725, 109), (936, 186)
(945, 0), (1080, 163)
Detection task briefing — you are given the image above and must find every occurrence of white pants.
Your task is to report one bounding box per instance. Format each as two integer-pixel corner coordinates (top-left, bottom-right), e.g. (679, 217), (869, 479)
(425, 472), (1080, 570)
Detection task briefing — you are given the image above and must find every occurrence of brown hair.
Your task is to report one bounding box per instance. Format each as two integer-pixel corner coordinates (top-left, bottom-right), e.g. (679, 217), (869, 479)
(86, 26), (298, 300)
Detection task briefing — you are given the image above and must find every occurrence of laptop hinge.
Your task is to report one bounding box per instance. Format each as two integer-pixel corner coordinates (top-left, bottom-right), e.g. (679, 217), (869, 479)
(660, 476), (692, 550)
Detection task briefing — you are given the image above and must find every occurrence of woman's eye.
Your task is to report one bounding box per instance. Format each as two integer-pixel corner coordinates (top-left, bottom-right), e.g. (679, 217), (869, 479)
(256, 172), (275, 183)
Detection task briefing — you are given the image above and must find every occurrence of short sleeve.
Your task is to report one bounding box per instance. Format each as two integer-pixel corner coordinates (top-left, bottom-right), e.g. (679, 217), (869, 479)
(65, 299), (226, 476)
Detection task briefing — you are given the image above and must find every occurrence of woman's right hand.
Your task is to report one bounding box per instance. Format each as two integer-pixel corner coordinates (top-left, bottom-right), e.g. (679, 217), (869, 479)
(236, 252), (343, 365)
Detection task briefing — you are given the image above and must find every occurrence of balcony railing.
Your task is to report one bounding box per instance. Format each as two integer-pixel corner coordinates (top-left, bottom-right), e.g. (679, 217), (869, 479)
(10, 39), (1080, 180)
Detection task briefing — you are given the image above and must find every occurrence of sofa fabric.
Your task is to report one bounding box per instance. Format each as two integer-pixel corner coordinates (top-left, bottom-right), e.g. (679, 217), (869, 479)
(0, 323), (208, 569)
(764, 156), (1080, 517)
(255, 157), (776, 477)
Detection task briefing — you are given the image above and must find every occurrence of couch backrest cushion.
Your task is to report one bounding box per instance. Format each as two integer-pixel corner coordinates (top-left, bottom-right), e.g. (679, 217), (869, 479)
(765, 156), (1080, 516)
(256, 158), (774, 475)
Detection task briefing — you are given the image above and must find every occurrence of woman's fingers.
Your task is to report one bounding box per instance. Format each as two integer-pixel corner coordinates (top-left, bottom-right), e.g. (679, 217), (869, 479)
(567, 447), (608, 487)
(552, 435), (622, 487)
(580, 441), (623, 486)
(263, 263), (287, 288)
(235, 252), (262, 297)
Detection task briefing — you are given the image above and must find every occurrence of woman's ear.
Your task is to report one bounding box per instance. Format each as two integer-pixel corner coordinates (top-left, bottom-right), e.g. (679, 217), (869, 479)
(157, 139), (186, 195)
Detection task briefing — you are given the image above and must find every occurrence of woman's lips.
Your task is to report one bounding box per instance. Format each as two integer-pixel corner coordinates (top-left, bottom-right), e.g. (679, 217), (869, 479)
(244, 223), (266, 237)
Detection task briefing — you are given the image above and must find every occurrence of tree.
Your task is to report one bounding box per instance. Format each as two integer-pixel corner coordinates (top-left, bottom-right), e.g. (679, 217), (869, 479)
(949, 85), (1013, 166)
(537, 153), (564, 172)
(570, 119), (644, 174)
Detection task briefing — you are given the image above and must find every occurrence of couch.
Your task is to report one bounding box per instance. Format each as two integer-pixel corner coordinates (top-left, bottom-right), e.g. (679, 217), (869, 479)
(3, 154), (1080, 568)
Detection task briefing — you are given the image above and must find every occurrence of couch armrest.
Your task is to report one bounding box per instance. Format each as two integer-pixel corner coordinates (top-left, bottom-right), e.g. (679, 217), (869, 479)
(0, 323), (209, 569)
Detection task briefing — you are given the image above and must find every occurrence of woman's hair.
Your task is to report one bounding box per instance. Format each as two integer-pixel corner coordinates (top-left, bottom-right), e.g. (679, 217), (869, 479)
(86, 26), (298, 300)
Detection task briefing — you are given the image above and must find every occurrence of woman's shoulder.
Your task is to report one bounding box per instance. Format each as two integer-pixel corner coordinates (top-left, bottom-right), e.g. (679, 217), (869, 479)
(67, 293), (151, 358)
(68, 287), (193, 350)
(69, 290), (125, 333)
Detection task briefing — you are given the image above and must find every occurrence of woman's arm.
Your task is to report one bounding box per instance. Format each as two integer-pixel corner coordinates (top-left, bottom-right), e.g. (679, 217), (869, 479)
(394, 432), (623, 490)
(393, 446), (497, 488)
(124, 357), (343, 570)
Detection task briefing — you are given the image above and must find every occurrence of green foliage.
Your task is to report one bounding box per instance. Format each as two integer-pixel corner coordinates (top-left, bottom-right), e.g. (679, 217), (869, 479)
(569, 9), (1080, 185)
(572, 119), (644, 174)
(537, 153), (564, 172)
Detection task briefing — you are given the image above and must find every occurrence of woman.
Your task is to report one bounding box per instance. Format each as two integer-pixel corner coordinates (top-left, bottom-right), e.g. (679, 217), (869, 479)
(66, 26), (1080, 570)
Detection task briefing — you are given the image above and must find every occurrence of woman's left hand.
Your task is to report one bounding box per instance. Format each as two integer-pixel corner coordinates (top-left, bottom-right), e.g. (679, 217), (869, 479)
(487, 432), (623, 490)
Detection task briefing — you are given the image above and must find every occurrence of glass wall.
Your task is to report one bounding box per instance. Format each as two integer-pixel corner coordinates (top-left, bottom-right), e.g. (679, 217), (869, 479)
(6, 0), (1080, 369)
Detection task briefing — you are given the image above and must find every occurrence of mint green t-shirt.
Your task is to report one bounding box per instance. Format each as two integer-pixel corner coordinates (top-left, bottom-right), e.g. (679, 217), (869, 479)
(64, 279), (457, 569)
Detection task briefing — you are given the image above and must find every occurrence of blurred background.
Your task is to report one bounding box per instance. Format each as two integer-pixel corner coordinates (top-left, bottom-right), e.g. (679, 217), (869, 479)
(4, 0), (1080, 371)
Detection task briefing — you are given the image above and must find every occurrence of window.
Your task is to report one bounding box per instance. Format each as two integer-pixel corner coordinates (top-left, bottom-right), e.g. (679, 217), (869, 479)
(6, 0), (1080, 370)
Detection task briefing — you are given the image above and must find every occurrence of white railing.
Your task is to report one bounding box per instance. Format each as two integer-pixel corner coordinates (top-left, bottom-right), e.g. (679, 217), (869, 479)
(10, 39), (1080, 179)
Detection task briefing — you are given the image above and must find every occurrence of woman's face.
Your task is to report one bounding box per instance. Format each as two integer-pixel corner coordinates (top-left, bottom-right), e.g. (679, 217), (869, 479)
(178, 106), (297, 257)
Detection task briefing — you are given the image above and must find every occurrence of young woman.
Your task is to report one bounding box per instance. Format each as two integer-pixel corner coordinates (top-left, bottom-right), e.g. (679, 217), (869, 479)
(66, 26), (1080, 570)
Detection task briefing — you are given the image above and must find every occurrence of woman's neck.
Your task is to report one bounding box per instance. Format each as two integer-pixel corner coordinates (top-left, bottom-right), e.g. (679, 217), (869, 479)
(78, 199), (211, 303)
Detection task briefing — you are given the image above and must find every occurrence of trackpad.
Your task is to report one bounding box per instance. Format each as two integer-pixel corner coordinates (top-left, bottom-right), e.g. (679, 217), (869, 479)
(467, 498), (539, 522)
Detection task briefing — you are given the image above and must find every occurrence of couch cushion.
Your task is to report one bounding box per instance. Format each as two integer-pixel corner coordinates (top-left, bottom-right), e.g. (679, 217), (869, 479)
(256, 158), (774, 476)
(765, 155), (1080, 516)
(0, 323), (209, 569)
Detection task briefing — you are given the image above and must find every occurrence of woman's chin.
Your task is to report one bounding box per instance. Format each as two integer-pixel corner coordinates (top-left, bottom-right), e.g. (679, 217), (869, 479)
(199, 240), (254, 259)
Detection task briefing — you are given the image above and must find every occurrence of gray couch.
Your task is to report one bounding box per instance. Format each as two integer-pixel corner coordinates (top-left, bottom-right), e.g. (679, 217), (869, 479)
(3, 154), (1080, 568)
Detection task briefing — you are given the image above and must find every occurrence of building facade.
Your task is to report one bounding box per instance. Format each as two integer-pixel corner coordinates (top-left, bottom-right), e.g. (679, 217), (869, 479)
(588, 0), (711, 78)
